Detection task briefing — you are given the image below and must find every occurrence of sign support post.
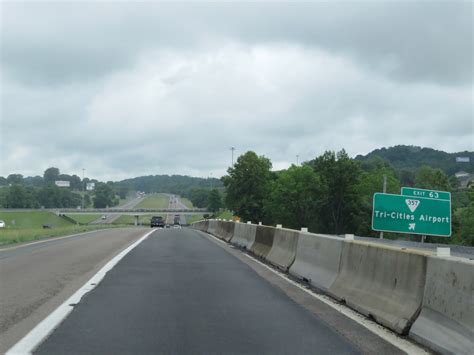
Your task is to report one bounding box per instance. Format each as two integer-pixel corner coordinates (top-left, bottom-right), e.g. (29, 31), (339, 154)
(380, 175), (387, 240)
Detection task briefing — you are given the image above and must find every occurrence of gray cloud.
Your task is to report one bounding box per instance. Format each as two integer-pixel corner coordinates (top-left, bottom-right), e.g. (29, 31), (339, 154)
(1, 1), (472, 181)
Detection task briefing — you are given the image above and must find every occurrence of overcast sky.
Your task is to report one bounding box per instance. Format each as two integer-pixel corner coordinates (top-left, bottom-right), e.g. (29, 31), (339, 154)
(1, 1), (473, 181)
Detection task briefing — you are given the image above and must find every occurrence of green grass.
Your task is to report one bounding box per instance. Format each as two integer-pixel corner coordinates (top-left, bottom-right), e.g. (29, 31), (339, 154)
(185, 214), (204, 224)
(0, 211), (74, 229)
(217, 210), (234, 220)
(135, 194), (170, 209)
(180, 197), (193, 209)
(0, 224), (131, 246)
(65, 214), (101, 224)
(117, 193), (137, 207)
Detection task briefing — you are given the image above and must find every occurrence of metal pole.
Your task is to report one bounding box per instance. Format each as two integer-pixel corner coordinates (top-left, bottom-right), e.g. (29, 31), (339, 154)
(231, 147), (235, 166)
(380, 174), (387, 239)
(296, 155), (299, 165)
(81, 168), (85, 209)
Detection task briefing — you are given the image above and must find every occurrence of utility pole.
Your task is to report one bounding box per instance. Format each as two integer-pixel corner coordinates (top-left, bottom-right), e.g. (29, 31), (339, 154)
(230, 147), (235, 166)
(380, 174), (387, 239)
(81, 168), (85, 209)
(296, 155), (299, 165)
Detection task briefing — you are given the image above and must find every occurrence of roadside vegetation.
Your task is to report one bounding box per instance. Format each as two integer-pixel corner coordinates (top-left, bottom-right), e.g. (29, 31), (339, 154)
(0, 211), (131, 246)
(0, 167), (124, 209)
(0, 224), (130, 246)
(66, 214), (101, 224)
(216, 210), (233, 220)
(179, 197), (193, 209)
(221, 150), (474, 246)
(184, 214), (204, 224)
(0, 211), (73, 229)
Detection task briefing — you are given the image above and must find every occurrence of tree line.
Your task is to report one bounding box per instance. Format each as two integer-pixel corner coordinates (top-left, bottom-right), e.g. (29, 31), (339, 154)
(0, 167), (225, 210)
(221, 150), (474, 246)
(355, 145), (473, 177)
(0, 167), (121, 209)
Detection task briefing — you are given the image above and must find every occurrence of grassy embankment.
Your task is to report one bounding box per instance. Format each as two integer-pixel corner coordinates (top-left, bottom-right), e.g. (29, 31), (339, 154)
(185, 214), (204, 224)
(113, 194), (169, 225)
(180, 197), (193, 209)
(65, 214), (100, 224)
(135, 194), (170, 209)
(0, 211), (128, 246)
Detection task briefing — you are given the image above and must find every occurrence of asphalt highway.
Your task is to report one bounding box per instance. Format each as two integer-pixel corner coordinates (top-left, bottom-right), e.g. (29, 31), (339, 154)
(165, 194), (187, 225)
(33, 228), (404, 355)
(0, 228), (148, 352)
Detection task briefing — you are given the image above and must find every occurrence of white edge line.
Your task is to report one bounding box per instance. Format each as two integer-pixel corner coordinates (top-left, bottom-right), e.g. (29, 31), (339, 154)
(203, 231), (430, 355)
(0, 227), (134, 251)
(6, 229), (157, 355)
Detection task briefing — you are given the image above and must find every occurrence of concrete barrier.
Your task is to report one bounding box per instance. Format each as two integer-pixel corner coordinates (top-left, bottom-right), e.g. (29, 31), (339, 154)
(231, 223), (257, 249)
(289, 233), (343, 292)
(328, 241), (428, 334)
(266, 228), (299, 271)
(207, 220), (218, 235)
(197, 220), (209, 232)
(410, 256), (474, 354)
(250, 225), (275, 258)
(192, 221), (205, 231)
(215, 221), (235, 242)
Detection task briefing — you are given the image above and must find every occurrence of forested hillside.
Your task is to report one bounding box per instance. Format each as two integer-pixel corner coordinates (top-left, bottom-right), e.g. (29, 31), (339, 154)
(355, 146), (473, 176)
(116, 175), (222, 195)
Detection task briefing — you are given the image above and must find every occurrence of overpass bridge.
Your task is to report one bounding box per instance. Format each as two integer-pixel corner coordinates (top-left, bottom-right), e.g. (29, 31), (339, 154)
(0, 208), (210, 215)
(58, 208), (210, 215)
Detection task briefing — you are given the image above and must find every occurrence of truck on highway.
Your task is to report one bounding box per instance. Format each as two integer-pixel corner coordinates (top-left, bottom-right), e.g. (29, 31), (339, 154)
(173, 214), (180, 225)
(150, 216), (165, 228)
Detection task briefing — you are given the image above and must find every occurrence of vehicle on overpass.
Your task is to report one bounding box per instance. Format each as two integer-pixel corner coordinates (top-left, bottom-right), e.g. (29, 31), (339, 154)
(173, 214), (180, 225)
(150, 216), (164, 228)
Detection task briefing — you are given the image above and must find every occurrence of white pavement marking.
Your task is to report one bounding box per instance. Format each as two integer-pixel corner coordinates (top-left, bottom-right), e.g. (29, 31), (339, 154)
(206, 232), (430, 355)
(6, 229), (157, 355)
(0, 229), (124, 251)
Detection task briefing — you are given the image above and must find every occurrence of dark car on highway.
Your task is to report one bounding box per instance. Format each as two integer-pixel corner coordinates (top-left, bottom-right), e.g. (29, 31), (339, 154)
(150, 216), (165, 228)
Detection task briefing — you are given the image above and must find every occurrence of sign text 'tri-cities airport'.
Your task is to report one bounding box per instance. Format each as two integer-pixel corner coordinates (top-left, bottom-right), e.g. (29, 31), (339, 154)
(372, 193), (451, 237)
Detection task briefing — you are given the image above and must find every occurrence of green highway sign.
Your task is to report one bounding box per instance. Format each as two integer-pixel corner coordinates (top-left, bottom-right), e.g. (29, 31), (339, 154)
(372, 193), (451, 237)
(401, 187), (451, 201)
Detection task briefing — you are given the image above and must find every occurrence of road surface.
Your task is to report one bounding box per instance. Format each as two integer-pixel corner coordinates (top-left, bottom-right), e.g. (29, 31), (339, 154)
(28, 228), (404, 354)
(0, 228), (148, 352)
(165, 194), (188, 225)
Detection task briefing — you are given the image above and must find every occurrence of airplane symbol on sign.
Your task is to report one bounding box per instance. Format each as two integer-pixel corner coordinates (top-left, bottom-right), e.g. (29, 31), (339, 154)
(408, 223), (416, 231)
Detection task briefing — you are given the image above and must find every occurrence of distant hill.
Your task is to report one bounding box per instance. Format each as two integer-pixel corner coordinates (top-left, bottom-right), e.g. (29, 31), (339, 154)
(117, 174), (222, 195)
(355, 145), (473, 176)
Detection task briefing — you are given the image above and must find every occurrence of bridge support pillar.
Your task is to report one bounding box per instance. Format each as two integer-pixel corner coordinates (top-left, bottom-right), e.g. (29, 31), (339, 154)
(134, 215), (139, 226)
